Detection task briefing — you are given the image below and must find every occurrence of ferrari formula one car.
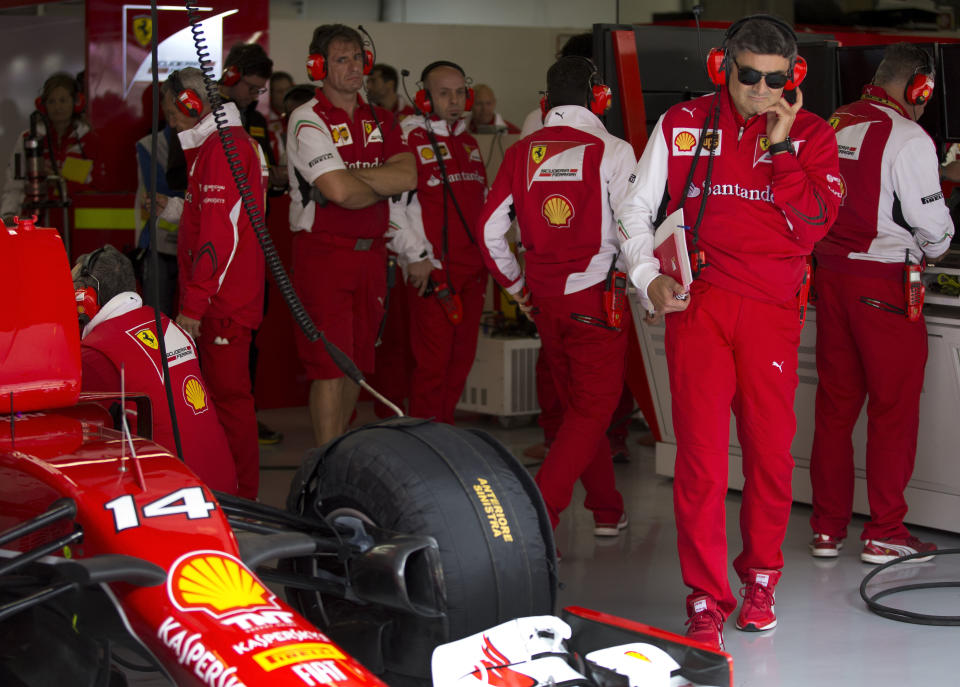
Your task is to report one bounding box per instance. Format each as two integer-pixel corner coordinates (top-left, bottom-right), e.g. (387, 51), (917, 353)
(0, 218), (732, 687)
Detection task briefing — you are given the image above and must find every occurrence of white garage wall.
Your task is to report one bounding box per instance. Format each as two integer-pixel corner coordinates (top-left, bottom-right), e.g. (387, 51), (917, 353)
(270, 0), (682, 27)
(268, 1), (684, 126)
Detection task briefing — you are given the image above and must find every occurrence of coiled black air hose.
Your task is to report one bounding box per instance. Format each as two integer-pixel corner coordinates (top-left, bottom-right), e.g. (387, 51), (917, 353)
(185, 0), (319, 342)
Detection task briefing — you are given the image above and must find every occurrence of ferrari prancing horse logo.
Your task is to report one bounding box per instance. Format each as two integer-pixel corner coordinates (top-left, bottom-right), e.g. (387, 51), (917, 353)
(531, 145), (546, 164)
(132, 15), (152, 48)
(135, 328), (159, 350)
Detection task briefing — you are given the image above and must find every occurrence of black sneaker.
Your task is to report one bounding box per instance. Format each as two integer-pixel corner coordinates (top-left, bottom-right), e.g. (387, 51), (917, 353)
(258, 421), (282, 445)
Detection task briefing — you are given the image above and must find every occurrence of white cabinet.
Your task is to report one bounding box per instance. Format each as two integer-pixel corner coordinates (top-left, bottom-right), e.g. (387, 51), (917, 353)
(634, 294), (960, 534)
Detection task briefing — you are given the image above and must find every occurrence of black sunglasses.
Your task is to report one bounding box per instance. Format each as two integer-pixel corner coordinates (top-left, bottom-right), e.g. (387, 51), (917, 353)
(733, 59), (789, 89)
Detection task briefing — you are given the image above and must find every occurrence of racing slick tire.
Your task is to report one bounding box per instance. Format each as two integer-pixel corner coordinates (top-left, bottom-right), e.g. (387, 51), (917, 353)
(286, 417), (557, 685)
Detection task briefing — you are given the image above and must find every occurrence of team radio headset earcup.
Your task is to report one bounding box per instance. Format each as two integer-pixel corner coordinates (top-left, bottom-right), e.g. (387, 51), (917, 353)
(76, 246), (106, 327)
(222, 63), (242, 86)
(905, 49), (935, 105)
(705, 15), (807, 90)
(168, 70), (202, 118)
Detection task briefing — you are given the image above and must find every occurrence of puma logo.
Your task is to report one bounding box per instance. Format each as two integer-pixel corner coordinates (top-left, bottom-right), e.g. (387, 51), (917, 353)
(681, 106), (696, 118)
(772, 361), (784, 373)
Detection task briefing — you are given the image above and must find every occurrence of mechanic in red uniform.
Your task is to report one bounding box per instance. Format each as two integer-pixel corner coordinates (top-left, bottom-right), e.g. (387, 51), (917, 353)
(286, 24), (416, 445)
(167, 68), (268, 500)
(810, 43), (953, 564)
(478, 56), (636, 536)
(617, 16), (841, 650)
(73, 245), (238, 494)
(387, 61), (488, 424)
(1, 72), (103, 221)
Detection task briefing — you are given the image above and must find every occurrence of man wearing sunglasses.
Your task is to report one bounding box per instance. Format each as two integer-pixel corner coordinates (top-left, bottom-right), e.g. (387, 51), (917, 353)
(616, 15), (842, 650)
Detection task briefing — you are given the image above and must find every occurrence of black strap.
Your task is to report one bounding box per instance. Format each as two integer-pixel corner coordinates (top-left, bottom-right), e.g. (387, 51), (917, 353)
(675, 91), (721, 251)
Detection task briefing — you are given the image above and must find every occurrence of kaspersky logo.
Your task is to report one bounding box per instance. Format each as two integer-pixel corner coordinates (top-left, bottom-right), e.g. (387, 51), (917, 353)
(168, 550), (278, 620)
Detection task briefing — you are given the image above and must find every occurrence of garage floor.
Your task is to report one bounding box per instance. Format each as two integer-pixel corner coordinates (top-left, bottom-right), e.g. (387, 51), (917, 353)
(252, 404), (960, 687)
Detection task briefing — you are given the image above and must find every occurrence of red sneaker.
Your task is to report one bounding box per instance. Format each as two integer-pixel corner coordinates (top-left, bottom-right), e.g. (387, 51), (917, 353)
(861, 536), (937, 564)
(685, 596), (724, 651)
(809, 533), (844, 558)
(594, 512), (629, 537)
(736, 568), (781, 632)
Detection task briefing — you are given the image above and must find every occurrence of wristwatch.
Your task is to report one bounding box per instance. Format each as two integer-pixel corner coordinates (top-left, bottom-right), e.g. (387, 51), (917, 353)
(769, 137), (793, 155)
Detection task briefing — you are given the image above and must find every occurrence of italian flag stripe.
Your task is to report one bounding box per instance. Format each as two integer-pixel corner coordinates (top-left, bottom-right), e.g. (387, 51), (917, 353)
(294, 120), (324, 137)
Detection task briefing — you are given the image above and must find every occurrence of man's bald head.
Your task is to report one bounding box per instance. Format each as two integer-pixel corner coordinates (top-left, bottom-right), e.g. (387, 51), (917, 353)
(472, 84), (497, 126)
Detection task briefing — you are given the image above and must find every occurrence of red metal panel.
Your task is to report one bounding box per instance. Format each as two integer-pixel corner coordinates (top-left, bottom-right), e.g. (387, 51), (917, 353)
(612, 30), (648, 158)
(0, 218), (81, 412)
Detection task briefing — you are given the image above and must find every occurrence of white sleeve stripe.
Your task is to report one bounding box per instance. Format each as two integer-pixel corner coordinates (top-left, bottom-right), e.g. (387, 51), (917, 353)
(217, 199), (241, 292)
(483, 194), (522, 288)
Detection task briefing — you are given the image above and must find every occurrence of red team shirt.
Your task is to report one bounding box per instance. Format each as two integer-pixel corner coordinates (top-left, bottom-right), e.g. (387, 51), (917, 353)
(618, 89), (842, 307)
(479, 106), (636, 297)
(815, 84), (953, 269)
(388, 115), (488, 269)
(81, 299), (238, 494)
(286, 90), (405, 238)
(177, 102), (267, 329)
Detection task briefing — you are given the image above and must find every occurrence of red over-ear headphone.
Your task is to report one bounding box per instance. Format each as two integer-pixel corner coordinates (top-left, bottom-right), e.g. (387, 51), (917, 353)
(705, 15), (806, 90)
(75, 246), (106, 328)
(75, 287), (100, 327)
(222, 63), (242, 86)
(415, 60), (474, 115)
(540, 58), (612, 119)
(904, 46), (935, 105)
(168, 70), (202, 118)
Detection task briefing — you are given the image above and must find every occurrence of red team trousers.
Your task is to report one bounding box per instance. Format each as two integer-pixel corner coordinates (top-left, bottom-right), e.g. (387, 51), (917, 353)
(407, 264), (486, 424)
(532, 284), (626, 529)
(666, 281), (800, 618)
(810, 267), (926, 542)
(198, 317), (260, 500)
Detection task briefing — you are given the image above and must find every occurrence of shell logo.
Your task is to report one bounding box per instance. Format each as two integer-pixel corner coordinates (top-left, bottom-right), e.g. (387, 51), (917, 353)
(183, 375), (208, 414)
(331, 125), (350, 144)
(421, 147), (435, 160)
(674, 130), (697, 152)
(169, 550), (278, 619)
(542, 194), (574, 228)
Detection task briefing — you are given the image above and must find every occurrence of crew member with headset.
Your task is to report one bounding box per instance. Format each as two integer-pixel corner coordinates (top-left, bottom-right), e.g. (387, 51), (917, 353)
(73, 244), (239, 494)
(1, 72), (102, 222)
(286, 24), (416, 446)
(387, 61), (489, 425)
(809, 43), (953, 564)
(478, 57), (636, 543)
(166, 67), (268, 500)
(220, 43), (281, 184)
(617, 15), (841, 649)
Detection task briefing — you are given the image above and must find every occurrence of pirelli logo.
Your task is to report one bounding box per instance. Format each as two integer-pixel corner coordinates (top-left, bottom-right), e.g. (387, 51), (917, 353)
(922, 191), (944, 205)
